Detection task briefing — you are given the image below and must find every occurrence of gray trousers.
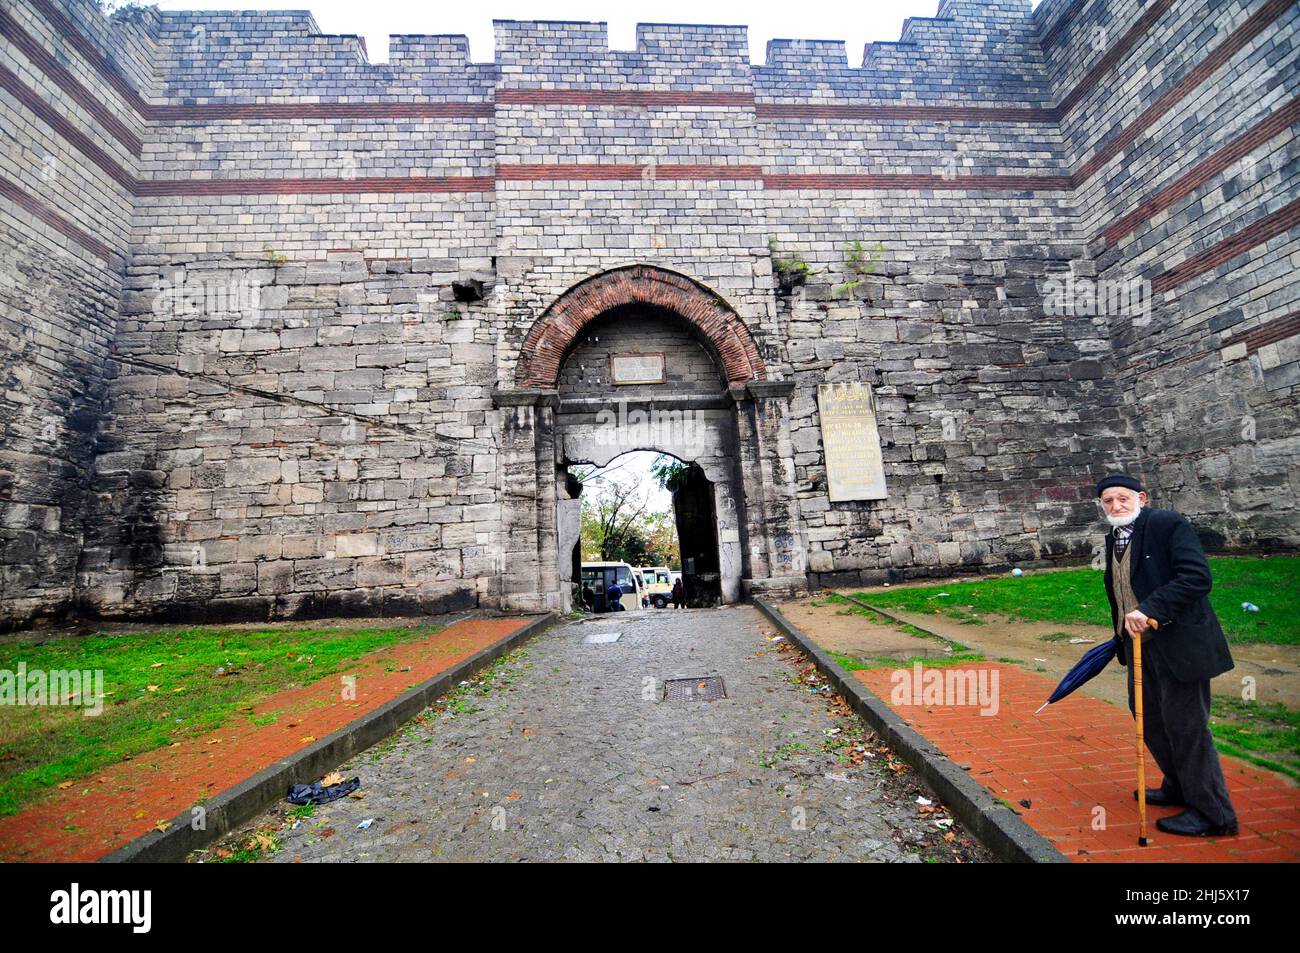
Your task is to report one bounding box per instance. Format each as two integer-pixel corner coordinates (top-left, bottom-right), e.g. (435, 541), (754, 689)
(1126, 637), (1238, 826)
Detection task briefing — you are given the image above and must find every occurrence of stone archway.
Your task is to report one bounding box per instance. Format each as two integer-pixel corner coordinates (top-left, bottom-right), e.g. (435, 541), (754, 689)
(494, 266), (805, 614)
(515, 264), (767, 389)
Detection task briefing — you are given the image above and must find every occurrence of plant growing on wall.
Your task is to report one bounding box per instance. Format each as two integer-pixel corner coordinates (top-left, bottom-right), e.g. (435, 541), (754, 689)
(834, 240), (886, 300)
(768, 237), (817, 294)
(262, 245), (287, 266)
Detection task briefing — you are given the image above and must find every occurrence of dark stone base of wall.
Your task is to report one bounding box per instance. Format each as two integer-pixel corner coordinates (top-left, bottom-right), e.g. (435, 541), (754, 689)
(0, 584), (479, 634)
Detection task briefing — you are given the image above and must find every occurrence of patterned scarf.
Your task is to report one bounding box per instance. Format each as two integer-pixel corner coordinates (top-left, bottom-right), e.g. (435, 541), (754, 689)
(1114, 524), (1134, 559)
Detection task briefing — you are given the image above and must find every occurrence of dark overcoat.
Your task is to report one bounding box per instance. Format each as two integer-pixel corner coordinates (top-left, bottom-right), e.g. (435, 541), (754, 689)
(1105, 507), (1234, 682)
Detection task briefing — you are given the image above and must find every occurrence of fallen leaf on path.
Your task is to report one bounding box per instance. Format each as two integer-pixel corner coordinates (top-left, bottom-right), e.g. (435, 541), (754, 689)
(321, 771), (344, 786)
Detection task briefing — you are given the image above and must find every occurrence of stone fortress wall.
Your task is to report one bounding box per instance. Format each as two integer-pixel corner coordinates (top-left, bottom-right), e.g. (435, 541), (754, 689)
(0, 0), (1295, 629)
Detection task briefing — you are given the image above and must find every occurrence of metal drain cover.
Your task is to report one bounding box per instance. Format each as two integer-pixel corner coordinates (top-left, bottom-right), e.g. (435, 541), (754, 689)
(663, 676), (727, 702)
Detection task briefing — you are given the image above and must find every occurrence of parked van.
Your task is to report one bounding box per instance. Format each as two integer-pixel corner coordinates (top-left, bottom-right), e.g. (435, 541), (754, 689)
(637, 566), (673, 607)
(579, 562), (643, 612)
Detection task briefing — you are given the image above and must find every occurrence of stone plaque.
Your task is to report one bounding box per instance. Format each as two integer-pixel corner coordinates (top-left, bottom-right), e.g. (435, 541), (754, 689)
(610, 352), (666, 385)
(817, 382), (888, 502)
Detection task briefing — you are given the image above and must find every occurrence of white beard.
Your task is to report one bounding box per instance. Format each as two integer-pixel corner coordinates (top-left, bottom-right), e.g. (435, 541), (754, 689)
(1105, 505), (1141, 528)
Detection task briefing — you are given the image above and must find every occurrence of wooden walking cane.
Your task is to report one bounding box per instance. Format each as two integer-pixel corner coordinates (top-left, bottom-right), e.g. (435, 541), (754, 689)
(1133, 618), (1158, 846)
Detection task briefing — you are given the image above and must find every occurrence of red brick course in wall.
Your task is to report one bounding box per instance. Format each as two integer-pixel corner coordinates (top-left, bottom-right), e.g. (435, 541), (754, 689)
(0, 62), (136, 189)
(0, 171), (113, 260)
(134, 175), (496, 196)
(762, 172), (1075, 191)
(515, 265), (767, 389)
(1151, 197), (1300, 294)
(0, 5), (142, 155)
(3, 0), (1296, 276)
(1054, 0), (1177, 118)
(497, 89), (752, 107)
(1222, 309), (1300, 354)
(1099, 95), (1300, 249)
(1070, 0), (1297, 185)
(498, 163), (764, 181)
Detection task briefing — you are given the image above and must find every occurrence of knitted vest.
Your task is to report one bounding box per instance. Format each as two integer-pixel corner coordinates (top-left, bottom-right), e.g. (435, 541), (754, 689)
(1111, 545), (1154, 642)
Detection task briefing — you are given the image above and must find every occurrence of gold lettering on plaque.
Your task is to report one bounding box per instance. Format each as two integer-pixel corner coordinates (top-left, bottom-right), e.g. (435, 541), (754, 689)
(817, 382), (887, 502)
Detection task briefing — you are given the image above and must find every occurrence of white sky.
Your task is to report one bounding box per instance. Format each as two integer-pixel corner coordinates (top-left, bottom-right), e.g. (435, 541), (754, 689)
(578, 450), (675, 512)
(147, 0), (1043, 65)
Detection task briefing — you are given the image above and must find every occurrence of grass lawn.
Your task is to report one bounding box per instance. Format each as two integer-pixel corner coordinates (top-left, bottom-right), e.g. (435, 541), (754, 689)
(0, 621), (442, 817)
(855, 556), (1298, 644)
(1209, 698), (1300, 781)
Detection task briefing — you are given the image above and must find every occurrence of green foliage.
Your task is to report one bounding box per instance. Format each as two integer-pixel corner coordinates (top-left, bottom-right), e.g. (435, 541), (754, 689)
(833, 240), (886, 299)
(262, 245), (287, 265)
(0, 621), (443, 816)
(576, 458), (680, 566)
(1209, 698), (1299, 779)
(768, 237), (816, 289)
(650, 454), (689, 493)
(857, 557), (1298, 644)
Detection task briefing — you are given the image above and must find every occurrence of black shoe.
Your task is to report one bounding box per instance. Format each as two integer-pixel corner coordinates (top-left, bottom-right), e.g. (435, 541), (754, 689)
(1133, 787), (1184, 807)
(1155, 808), (1239, 837)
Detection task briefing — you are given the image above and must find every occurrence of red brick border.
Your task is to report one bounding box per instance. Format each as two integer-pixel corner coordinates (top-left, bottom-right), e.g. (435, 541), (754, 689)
(763, 172), (1074, 191)
(0, 6), (142, 155)
(1055, 0), (1177, 118)
(134, 175), (495, 196)
(0, 63), (135, 190)
(497, 89), (752, 107)
(0, 172), (114, 260)
(759, 103), (1059, 122)
(1070, 0), (1296, 184)
(1221, 310), (1300, 354)
(515, 265), (766, 389)
(1151, 197), (1300, 293)
(1098, 95), (1300, 249)
(498, 163), (763, 181)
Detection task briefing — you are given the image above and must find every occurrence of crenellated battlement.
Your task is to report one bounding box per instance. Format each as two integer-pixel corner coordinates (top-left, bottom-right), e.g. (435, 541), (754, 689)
(134, 0), (1057, 104)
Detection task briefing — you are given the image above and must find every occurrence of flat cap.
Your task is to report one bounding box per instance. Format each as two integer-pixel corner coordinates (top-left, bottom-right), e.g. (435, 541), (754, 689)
(1096, 473), (1142, 496)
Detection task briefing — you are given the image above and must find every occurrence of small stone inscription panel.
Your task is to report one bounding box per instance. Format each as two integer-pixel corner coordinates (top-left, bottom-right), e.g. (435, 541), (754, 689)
(610, 352), (666, 385)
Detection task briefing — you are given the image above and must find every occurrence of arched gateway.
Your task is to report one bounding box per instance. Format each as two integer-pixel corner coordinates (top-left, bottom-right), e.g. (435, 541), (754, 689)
(515, 265), (768, 389)
(493, 265), (808, 612)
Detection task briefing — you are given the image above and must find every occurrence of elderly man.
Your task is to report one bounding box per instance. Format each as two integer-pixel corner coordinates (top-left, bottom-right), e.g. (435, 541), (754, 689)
(1098, 474), (1238, 837)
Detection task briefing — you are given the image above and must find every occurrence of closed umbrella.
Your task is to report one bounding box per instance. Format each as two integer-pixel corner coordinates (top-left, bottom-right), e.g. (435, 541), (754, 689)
(1033, 638), (1118, 714)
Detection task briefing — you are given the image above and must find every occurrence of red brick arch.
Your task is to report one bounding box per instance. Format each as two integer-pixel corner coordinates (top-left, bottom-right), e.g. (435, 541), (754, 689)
(515, 265), (767, 389)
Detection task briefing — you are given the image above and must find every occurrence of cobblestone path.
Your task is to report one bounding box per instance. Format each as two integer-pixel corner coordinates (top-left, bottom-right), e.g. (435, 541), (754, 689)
(213, 606), (985, 862)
